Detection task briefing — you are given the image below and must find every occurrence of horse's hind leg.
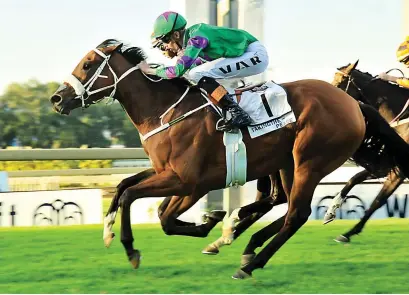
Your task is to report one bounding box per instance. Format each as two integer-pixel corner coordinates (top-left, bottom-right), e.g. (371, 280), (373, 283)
(323, 170), (373, 224)
(233, 166), (319, 279)
(201, 175), (272, 255)
(335, 170), (404, 243)
(233, 118), (363, 279)
(236, 168), (293, 268)
(104, 168), (156, 248)
(202, 173), (289, 255)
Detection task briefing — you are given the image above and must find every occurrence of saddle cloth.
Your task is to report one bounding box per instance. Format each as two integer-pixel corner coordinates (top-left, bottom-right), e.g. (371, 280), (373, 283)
(226, 80), (296, 138)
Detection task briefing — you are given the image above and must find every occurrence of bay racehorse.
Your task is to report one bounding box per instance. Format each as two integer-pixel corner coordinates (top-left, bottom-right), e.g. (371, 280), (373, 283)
(50, 40), (409, 279)
(325, 60), (409, 243)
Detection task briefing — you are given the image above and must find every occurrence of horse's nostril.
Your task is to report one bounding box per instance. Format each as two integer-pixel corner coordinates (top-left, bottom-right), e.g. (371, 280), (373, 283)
(50, 94), (63, 104)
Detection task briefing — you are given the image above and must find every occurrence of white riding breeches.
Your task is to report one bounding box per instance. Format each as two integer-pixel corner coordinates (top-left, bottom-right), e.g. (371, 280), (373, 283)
(186, 41), (269, 84)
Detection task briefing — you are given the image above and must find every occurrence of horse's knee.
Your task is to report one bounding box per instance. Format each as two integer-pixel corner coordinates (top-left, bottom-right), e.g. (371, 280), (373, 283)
(287, 207), (311, 227)
(157, 197), (172, 218)
(117, 177), (132, 191)
(118, 189), (133, 208)
(248, 231), (265, 248)
(160, 218), (174, 236)
(257, 176), (271, 196)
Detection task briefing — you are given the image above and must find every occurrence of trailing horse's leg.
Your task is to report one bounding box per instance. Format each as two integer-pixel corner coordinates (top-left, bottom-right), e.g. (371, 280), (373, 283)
(323, 170), (373, 224)
(104, 169), (156, 248)
(335, 170), (404, 243)
(159, 195), (226, 237)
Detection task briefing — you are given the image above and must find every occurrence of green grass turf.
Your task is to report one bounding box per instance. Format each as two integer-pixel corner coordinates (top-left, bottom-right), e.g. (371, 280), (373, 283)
(0, 215), (408, 293)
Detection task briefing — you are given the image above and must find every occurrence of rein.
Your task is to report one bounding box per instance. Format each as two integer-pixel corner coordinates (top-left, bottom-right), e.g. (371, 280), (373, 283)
(64, 48), (224, 141)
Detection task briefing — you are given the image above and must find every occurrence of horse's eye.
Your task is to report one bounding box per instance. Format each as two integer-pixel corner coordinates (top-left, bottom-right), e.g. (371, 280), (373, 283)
(83, 62), (92, 70)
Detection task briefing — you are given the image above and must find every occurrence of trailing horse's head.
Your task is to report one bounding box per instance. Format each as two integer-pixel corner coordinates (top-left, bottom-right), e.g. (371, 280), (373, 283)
(49, 39), (145, 115)
(332, 60), (363, 98)
(332, 61), (409, 117)
(331, 60), (380, 105)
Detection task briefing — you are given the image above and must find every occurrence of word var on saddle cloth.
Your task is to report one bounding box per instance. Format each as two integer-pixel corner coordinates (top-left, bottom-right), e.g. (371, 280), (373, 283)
(222, 81), (296, 188)
(235, 81), (296, 138)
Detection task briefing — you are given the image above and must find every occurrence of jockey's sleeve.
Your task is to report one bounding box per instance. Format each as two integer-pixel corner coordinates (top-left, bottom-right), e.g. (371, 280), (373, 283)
(155, 36), (209, 79)
(397, 77), (409, 89)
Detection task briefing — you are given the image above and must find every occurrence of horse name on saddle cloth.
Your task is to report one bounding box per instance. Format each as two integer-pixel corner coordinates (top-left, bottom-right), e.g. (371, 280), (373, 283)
(236, 81), (296, 138)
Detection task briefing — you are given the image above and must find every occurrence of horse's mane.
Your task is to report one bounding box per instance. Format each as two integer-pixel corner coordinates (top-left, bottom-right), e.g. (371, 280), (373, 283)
(97, 39), (197, 92)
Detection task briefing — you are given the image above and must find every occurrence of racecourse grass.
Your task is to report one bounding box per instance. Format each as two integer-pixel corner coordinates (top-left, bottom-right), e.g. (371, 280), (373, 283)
(0, 200), (407, 293)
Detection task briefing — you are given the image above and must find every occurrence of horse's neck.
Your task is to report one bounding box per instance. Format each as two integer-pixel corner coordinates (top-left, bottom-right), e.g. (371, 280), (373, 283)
(116, 72), (193, 135)
(361, 77), (409, 118)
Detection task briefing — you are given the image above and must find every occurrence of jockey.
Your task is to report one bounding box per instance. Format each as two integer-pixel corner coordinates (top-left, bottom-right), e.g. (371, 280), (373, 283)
(378, 36), (409, 89)
(139, 11), (270, 132)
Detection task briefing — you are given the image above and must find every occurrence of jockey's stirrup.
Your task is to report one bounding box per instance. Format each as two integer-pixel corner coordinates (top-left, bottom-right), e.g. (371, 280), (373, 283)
(197, 77), (252, 132)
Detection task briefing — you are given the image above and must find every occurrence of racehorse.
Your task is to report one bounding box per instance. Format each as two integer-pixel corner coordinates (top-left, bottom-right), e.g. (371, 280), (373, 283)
(50, 40), (409, 279)
(326, 60), (409, 243)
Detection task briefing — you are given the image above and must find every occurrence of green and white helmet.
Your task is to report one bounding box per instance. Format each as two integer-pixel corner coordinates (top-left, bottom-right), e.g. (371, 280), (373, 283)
(151, 11), (187, 41)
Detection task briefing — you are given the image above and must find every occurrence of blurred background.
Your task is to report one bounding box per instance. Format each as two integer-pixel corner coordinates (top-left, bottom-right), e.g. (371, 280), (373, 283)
(0, 0), (408, 293)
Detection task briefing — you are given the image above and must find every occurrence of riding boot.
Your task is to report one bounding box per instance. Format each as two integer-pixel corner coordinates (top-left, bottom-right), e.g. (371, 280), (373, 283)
(218, 94), (252, 131)
(197, 76), (252, 132)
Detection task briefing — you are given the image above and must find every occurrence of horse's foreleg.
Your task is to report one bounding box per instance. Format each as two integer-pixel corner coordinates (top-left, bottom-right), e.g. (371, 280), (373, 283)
(158, 196), (196, 227)
(103, 168), (156, 248)
(323, 170), (373, 224)
(234, 182), (288, 240)
(117, 169), (199, 268)
(159, 195), (226, 237)
(335, 170), (404, 243)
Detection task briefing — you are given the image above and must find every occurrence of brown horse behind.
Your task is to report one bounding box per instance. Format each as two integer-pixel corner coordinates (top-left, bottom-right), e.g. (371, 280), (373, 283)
(50, 40), (409, 279)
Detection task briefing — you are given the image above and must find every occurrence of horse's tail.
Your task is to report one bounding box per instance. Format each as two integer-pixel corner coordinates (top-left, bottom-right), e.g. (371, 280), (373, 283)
(351, 103), (409, 177)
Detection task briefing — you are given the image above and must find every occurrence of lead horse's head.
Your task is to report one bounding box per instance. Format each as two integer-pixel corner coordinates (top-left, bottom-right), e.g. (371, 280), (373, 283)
(50, 39), (145, 114)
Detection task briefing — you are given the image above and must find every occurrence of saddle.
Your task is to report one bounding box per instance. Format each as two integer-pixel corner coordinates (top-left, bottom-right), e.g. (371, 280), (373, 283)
(233, 81), (267, 103)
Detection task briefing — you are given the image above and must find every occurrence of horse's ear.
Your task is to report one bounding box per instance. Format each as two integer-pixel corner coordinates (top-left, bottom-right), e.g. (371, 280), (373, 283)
(345, 60), (359, 73)
(350, 59), (359, 71)
(101, 43), (124, 55)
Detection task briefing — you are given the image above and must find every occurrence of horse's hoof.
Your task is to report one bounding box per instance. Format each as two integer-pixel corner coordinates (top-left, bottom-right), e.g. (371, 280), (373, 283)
(334, 235), (350, 244)
(323, 212), (335, 225)
(202, 244), (219, 255)
(103, 232), (115, 248)
(129, 250), (142, 269)
(203, 210), (226, 223)
(232, 269), (252, 280)
(240, 253), (256, 269)
(207, 210), (227, 222)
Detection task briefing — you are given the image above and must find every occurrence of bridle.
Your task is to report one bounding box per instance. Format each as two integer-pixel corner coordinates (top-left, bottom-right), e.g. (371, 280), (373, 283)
(64, 48), (140, 108)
